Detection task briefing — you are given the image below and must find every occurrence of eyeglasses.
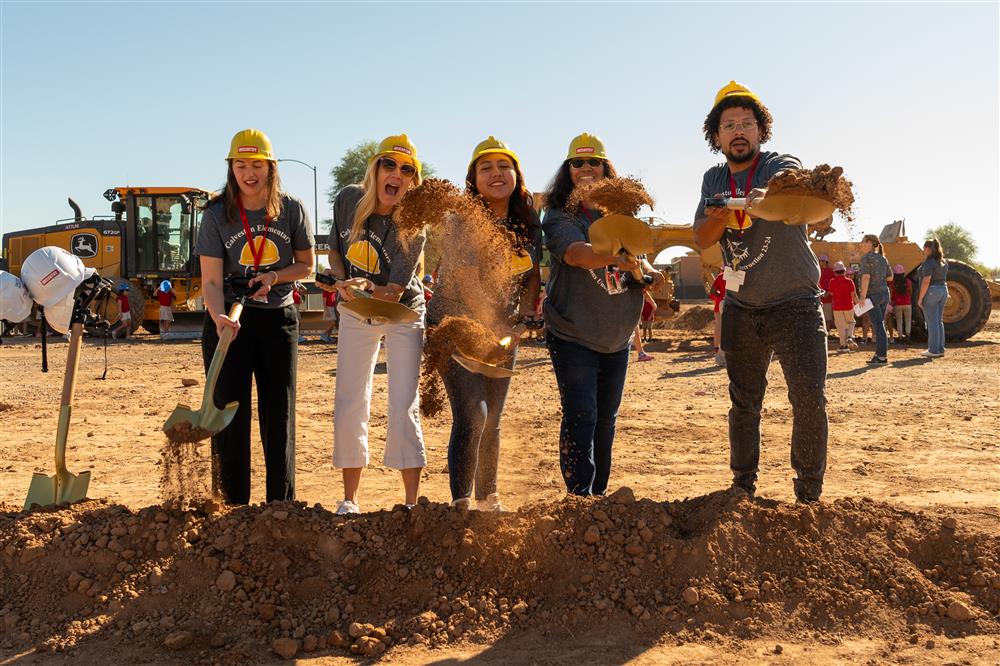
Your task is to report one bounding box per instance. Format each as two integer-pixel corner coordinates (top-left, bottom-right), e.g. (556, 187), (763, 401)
(379, 158), (416, 177)
(719, 119), (758, 133)
(569, 158), (604, 169)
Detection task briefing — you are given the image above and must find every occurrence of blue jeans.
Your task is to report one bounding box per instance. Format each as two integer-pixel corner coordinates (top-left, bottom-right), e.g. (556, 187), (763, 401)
(870, 297), (889, 359)
(546, 332), (630, 496)
(442, 354), (514, 501)
(923, 285), (948, 354)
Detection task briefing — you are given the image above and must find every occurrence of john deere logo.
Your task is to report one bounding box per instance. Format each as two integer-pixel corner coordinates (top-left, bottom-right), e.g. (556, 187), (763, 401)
(71, 233), (98, 258)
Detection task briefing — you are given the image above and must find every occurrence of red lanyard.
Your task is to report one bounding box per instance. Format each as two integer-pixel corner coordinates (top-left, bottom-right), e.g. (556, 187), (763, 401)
(237, 198), (270, 272)
(729, 152), (761, 235)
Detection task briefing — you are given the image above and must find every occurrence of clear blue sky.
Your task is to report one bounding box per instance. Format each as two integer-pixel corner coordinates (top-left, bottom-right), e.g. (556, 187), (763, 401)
(2, 2), (998, 266)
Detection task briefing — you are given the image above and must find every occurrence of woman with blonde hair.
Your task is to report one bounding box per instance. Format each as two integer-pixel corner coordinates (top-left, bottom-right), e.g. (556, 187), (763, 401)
(322, 135), (427, 514)
(195, 128), (315, 504)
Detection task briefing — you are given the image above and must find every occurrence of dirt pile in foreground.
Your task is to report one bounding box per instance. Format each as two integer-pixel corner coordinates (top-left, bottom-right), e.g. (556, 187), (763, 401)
(2, 490), (998, 662)
(663, 305), (716, 332)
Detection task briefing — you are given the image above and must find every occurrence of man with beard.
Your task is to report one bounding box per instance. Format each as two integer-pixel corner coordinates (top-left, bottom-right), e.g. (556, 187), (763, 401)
(693, 81), (828, 504)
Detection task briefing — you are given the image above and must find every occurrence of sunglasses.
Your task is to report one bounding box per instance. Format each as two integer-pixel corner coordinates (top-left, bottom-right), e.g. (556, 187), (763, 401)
(569, 158), (604, 169)
(379, 157), (416, 177)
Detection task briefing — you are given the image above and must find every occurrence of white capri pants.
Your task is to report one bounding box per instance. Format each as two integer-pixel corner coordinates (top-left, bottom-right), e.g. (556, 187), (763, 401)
(332, 305), (426, 470)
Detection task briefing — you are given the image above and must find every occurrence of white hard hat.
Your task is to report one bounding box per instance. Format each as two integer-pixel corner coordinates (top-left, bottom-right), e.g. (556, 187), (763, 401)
(20, 246), (95, 307)
(43, 296), (76, 334)
(0, 270), (34, 323)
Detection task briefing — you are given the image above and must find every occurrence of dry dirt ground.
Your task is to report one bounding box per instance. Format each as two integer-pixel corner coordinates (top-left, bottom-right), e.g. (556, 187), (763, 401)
(1, 306), (997, 665)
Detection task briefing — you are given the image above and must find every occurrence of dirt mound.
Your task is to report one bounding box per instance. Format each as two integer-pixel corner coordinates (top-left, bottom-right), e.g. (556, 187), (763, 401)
(664, 305), (715, 332)
(766, 164), (855, 222)
(2, 491), (997, 662)
(567, 177), (655, 216)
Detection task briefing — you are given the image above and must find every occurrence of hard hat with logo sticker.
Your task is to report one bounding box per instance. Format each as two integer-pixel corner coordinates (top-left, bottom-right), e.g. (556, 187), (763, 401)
(372, 134), (422, 178)
(0, 270), (34, 323)
(227, 128), (275, 161)
(712, 81), (762, 111)
(468, 136), (520, 172)
(566, 133), (607, 161)
(20, 247), (95, 308)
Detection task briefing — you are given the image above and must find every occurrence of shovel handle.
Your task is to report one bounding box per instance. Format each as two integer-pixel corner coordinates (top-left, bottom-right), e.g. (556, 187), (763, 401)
(54, 322), (85, 484)
(203, 302), (244, 399)
(704, 197), (748, 211)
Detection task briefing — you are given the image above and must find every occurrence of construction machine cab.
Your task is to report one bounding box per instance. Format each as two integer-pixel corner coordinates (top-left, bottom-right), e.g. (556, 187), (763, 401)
(106, 187), (210, 278)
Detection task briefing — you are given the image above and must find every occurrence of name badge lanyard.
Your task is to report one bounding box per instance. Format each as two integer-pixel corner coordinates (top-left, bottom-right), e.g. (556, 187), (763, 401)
(238, 198), (271, 274)
(727, 152), (761, 269)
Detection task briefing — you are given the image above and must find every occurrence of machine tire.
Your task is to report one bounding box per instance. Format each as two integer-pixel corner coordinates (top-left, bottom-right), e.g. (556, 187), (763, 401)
(125, 282), (145, 334)
(909, 260), (991, 344)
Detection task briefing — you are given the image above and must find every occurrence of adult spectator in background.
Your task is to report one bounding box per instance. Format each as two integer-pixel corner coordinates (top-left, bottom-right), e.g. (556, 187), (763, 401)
(857, 234), (892, 364)
(817, 254), (834, 330)
(917, 238), (949, 358)
(153, 280), (176, 336)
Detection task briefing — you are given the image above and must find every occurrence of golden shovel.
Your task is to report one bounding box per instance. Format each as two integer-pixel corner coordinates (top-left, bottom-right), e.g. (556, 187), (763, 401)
(340, 288), (420, 325)
(24, 321), (91, 510)
(451, 335), (518, 379)
(705, 190), (835, 226)
(589, 214), (655, 282)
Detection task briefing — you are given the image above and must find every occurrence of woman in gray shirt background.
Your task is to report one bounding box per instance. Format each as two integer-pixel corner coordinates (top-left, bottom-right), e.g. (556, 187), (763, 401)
(917, 238), (949, 358)
(857, 234), (892, 364)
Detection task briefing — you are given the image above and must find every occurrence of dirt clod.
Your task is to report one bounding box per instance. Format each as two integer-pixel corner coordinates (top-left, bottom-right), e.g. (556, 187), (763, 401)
(765, 164), (855, 222)
(272, 637), (299, 659)
(567, 177), (655, 217)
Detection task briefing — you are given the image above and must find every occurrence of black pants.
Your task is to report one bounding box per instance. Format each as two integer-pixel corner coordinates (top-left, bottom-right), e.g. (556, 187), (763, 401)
(721, 297), (828, 501)
(442, 351), (515, 502)
(201, 304), (298, 504)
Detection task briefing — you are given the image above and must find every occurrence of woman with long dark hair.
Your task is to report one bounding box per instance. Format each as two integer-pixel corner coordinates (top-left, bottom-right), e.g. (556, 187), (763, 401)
(542, 133), (664, 496)
(857, 233), (892, 364)
(427, 137), (541, 511)
(194, 128), (315, 504)
(917, 238), (949, 358)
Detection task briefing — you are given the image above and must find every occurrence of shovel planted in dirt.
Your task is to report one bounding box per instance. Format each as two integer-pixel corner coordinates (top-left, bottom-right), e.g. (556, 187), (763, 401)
(704, 190), (835, 226)
(162, 301), (244, 443)
(24, 321), (91, 510)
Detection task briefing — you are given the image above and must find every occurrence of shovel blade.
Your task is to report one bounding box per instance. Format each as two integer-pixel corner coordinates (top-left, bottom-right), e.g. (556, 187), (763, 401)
(163, 400), (239, 439)
(24, 470), (91, 510)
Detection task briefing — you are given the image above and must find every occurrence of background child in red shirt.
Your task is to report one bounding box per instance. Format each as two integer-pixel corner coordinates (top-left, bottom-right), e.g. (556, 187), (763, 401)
(890, 264), (912, 342)
(153, 280), (176, 336)
(709, 269), (726, 366)
(828, 262), (858, 352)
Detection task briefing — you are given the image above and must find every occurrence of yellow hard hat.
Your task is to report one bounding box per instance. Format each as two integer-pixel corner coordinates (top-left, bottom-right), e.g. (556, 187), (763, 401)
(373, 134), (422, 177)
(712, 81), (762, 110)
(469, 136), (520, 172)
(227, 128), (275, 161)
(566, 133), (607, 161)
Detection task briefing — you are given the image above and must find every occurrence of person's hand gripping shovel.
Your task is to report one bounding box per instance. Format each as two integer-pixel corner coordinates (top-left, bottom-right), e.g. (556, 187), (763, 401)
(162, 279), (256, 444)
(703, 185), (835, 226)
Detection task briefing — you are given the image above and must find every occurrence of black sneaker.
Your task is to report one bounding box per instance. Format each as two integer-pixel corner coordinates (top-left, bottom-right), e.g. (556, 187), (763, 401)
(866, 355), (887, 364)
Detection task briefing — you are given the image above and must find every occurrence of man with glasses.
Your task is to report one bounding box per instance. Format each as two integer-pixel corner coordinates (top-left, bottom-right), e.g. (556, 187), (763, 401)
(692, 81), (828, 504)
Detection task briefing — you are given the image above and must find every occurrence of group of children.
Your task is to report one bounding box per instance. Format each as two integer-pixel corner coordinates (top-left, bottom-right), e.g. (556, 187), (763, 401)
(820, 256), (913, 352)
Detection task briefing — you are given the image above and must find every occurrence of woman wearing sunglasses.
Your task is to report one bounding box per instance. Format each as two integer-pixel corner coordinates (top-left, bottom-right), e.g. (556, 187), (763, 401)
(427, 137), (542, 511)
(542, 133), (663, 496)
(322, 134), (427, 514)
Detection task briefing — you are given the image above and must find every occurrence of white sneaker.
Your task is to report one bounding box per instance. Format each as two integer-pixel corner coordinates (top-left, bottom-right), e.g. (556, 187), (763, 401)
(921, 350), (944, 358)
(476, 493), (506, 512)
(450, 497), (472, 511)
(335, 499), (360, 515)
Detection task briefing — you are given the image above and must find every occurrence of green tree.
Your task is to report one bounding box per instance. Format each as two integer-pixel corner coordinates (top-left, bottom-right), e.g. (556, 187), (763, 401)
(326, 140), (435, 207)
(926, 222), (978, 264)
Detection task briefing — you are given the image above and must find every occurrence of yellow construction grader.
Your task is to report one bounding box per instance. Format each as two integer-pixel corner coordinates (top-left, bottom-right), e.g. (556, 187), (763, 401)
(2, 187), (210, 336)
(646, 218), (994, 342)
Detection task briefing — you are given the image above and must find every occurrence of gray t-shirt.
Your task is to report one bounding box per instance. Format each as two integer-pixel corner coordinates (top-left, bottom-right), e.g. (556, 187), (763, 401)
(694, 152), (820, 308)
(919, 258), (948, 285)
(328, 185), (426, 313)
(859, 251), (892, 303)
(194, 194), (314, 308)
(427, 211), (542, 326)
(542, 206), (643, 354)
